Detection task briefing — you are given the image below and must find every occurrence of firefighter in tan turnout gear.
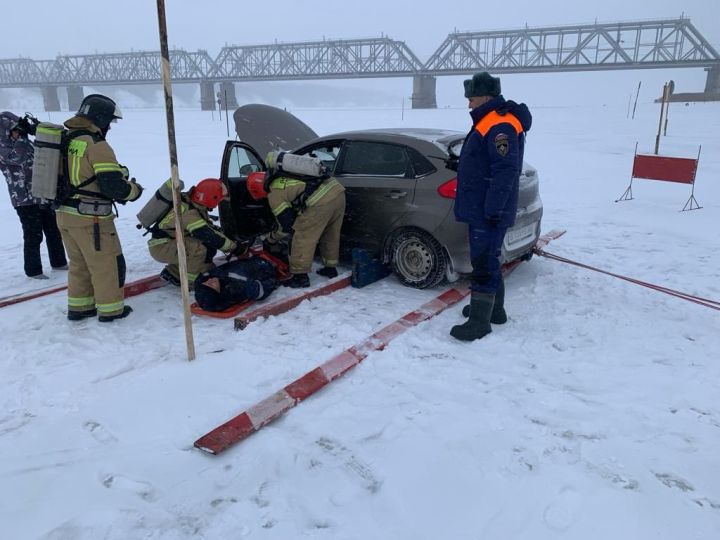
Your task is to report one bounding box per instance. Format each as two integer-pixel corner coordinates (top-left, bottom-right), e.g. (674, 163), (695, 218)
(56, 94), (143, 323)
(247, 152), (345, 288)
(148, 178), (243, 287)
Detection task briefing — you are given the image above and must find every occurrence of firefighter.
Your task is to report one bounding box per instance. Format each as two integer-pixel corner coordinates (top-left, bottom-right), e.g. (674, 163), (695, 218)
(147, 178), (244, 287)
(56, 94), (144, 322)
(247, 159), (346, 288)
(450, 72), (532, 341)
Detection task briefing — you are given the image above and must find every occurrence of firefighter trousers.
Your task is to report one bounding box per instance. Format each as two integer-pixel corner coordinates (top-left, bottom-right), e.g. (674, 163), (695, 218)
(290, 192), (346, 274)
(148, 237), (215, 284)
(56, 212), (126, 317)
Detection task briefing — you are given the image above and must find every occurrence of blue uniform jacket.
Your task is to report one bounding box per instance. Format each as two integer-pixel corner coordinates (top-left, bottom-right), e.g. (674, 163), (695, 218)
(454, 96), (532, 227)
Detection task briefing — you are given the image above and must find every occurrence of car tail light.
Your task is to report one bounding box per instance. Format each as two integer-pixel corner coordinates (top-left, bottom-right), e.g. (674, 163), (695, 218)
(437, 178), (457, 199)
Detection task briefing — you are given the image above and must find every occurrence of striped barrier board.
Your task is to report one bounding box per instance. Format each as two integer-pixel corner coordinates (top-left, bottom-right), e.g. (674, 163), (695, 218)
(0, 273), (166, 309)
(195, 229), (564, 455)
(234, 273), (352, 330)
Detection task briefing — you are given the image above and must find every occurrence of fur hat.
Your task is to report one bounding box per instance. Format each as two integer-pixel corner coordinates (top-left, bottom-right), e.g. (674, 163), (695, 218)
(463, 72), (501, 98)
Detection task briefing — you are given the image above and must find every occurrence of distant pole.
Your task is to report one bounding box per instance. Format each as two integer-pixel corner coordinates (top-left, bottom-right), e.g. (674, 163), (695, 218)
(401, 97), (405, 121)
(156, 0), (196, 361)
(626, 93), (632, 118)
(631, 81), (641, 119)
(224, 88), (230, 138)
(654, 83), (669, 155)
(663, 80), (674, 136)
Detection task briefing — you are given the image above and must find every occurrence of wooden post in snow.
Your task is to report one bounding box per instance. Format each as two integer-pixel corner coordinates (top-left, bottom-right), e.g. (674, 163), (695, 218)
(156, 0), (196, 361)
(631, 81), (641, 120)
(654, 82), (669, 155)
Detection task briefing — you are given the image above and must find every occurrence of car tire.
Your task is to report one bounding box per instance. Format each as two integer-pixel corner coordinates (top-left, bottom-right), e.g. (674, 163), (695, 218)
(389, 228), (447, 289)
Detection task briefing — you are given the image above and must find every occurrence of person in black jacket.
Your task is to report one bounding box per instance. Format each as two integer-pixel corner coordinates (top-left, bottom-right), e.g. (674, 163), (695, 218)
(450, 72), (532, 342)
(0, 111), (66, 279)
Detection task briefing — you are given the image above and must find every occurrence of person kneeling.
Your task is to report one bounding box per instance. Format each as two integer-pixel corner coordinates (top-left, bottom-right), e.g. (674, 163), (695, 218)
(147, 178), (243, 287)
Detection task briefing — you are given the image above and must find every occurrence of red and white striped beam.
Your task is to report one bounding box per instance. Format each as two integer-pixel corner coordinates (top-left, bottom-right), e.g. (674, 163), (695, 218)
(0, 274), (166, 309)
(234, 273), (352, 330)
(195, 229), (565, 455)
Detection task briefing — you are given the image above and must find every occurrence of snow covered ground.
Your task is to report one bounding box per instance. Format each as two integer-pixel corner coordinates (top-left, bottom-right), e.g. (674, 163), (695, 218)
(1, 84), (719, 539)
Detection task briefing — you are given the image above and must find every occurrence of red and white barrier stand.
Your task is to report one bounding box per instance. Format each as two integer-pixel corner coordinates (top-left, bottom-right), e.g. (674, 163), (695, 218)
(616, 142), (702, 211)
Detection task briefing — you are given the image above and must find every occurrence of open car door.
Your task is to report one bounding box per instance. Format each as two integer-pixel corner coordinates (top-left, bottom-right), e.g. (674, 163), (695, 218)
(220, 104), (321, 239)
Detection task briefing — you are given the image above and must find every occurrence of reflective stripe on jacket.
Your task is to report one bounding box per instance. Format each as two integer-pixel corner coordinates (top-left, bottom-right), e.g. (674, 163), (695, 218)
(147, 193), (235, 252)
(267, 176), (344, 217)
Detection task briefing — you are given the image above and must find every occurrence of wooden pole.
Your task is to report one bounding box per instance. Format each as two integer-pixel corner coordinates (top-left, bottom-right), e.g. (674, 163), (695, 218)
(224, 88), (230, 138)
(631, 81), (641, 120)
(156, 0), (196, 361)
(654, 83), (668, 155)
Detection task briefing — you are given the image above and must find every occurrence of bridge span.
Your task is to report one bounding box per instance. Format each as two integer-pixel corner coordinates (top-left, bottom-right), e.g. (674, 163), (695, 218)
(1, 18), (717, 110)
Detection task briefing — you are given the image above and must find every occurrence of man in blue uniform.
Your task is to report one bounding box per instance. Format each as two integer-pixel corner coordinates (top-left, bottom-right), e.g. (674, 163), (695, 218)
(451, 72), (532, 341)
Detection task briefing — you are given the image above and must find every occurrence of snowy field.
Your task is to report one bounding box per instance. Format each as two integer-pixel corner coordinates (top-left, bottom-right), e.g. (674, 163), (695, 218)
(1, 83), (719, 539)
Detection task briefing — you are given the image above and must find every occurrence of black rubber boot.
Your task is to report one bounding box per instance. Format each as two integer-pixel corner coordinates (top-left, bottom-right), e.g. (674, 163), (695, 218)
(68, 308), (97, 321)
(282, 273), (310, 288)
(160, 267), (181, 287)
(451, 293), (494, 341)
(98, 306), (133, 323)
(316, 266), (338, 279)
(462, 281), (507, 324)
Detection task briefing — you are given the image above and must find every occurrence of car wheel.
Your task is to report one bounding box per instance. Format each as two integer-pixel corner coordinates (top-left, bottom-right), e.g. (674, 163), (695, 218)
(389, 228), (447, 289)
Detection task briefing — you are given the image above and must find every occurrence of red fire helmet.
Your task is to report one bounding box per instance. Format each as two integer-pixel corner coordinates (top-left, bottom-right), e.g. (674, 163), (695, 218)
(246, 171), (268, 200)
(190, 178), (228, 209)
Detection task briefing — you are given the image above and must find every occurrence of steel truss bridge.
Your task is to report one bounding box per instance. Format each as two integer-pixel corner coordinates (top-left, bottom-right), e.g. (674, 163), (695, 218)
(1, 18), (718, 110)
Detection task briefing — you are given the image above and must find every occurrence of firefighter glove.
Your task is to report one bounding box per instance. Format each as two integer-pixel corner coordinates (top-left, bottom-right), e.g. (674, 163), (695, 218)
(275, 207), (297, 232)
(231, 238), (253, 257)
(128, 179), (144, 202)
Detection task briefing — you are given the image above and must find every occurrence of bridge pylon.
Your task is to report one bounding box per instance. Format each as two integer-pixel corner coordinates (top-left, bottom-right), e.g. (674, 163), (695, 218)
(67, 86), (84, 111)
(200, 81), (216, 111)
(42, 86), (60, 112)
(411, 75), (437, 109)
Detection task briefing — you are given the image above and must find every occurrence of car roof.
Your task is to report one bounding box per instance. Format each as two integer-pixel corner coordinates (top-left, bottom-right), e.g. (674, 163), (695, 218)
(322, 127), (464, 145)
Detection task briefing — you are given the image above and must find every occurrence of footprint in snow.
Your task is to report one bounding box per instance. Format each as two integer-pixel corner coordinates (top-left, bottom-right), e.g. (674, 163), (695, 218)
(83, 420), (118, 444)
(0, 410), (36, 437)
(101, 473), (158, 502)
(316, 436), (382, 494)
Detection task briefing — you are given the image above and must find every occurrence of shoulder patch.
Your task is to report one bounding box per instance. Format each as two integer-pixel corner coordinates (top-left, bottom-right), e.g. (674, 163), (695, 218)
(494, 132), (509, 157)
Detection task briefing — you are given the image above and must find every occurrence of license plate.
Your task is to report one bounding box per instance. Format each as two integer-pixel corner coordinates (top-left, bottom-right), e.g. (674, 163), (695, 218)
(506, 223), (535, 245)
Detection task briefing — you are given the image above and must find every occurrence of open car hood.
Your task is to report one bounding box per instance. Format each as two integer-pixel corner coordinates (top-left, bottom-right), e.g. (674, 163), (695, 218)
(232, 104), (319, 159)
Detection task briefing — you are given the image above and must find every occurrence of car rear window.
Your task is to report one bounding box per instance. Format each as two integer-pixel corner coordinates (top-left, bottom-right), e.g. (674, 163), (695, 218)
(339, 141), (408, 176)
(406, 147), (435, 177)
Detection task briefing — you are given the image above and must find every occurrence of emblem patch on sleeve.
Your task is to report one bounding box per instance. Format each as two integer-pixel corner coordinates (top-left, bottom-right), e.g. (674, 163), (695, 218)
(494, 133), (509, 157)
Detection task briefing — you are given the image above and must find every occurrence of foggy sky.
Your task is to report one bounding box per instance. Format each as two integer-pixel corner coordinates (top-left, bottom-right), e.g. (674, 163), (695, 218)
(3, 0), (719, 61)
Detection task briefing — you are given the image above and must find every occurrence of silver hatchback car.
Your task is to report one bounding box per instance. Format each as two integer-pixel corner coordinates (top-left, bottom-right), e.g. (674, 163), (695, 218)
(219, 104), (543, 289)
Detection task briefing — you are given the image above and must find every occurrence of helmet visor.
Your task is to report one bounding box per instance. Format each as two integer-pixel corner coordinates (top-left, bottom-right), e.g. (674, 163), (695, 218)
(111, 105), (123, 123)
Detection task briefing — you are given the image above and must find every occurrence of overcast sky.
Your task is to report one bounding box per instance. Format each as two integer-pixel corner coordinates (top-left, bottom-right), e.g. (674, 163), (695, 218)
(3, 0), (719, 60)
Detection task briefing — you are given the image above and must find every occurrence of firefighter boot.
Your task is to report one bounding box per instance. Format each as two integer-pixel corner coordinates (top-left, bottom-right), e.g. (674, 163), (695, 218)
(98, 306), (133, 323)
(316, 266), (338, 279)
(160, 267), (181, 287)
(462, 280), (507, 324)
(451, 293), (493, 341)
(67, 308), (97, 321)
(283, 273), (310, 288)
